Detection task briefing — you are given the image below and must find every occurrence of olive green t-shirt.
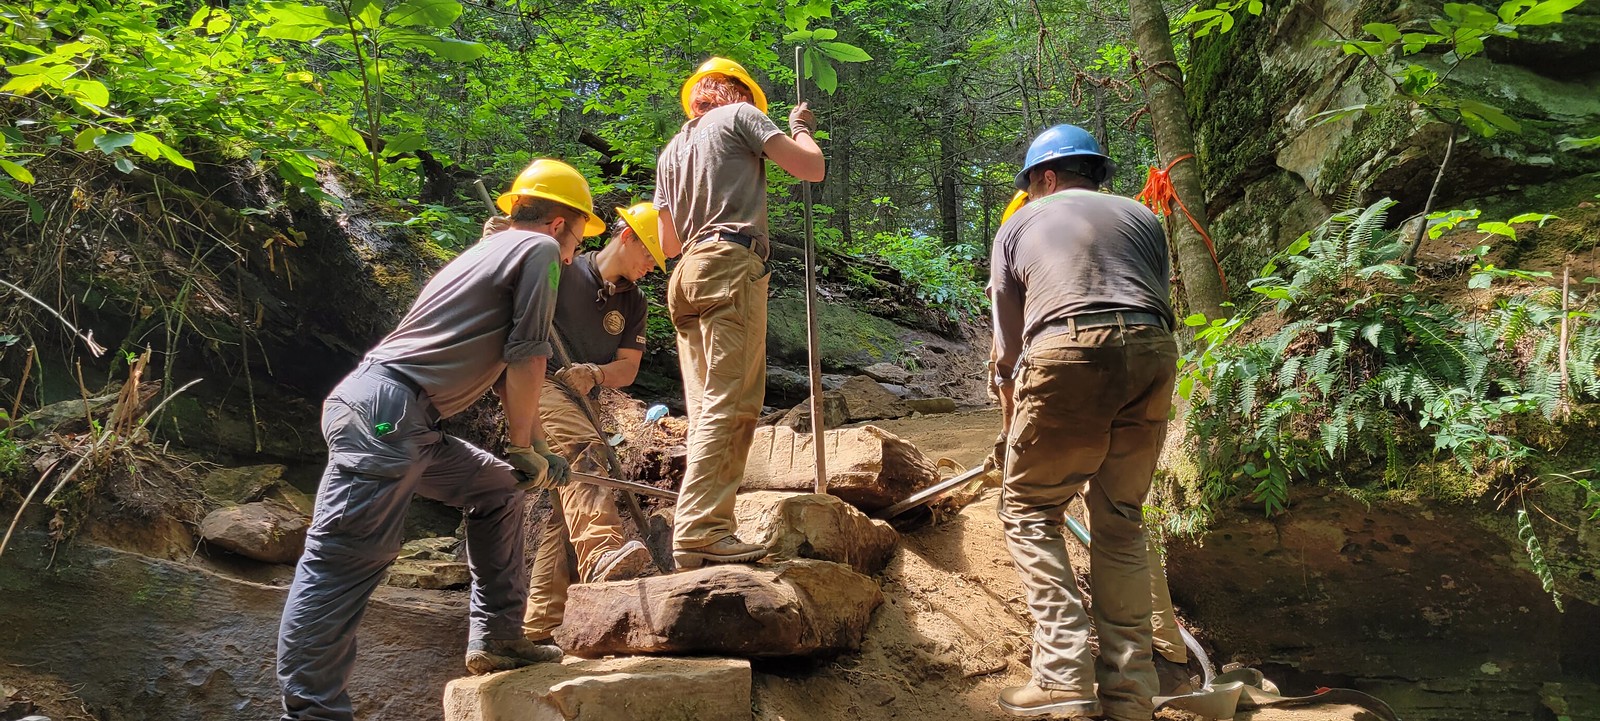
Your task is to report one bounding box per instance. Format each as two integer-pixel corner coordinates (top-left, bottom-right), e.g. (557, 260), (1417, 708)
(653, 102), (785, 248)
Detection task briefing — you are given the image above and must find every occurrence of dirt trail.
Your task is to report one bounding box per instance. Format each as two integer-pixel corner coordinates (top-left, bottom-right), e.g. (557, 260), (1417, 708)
(753, 410), (1373, 721)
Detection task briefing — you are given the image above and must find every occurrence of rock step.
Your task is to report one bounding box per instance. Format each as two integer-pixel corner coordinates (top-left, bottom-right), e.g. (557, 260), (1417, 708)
(742, 425), (940, 512)
(445, 657), (751, 721)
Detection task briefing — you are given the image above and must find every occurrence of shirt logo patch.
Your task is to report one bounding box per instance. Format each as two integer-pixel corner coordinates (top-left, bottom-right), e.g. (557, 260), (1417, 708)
(603, 310), (625, 336)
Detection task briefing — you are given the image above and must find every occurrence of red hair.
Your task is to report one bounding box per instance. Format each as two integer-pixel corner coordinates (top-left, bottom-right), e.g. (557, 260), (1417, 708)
(689, 75), (754, 118)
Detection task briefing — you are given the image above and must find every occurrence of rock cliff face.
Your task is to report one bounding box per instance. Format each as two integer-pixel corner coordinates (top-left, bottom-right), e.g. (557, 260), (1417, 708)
(1187, 0), (1600, 288)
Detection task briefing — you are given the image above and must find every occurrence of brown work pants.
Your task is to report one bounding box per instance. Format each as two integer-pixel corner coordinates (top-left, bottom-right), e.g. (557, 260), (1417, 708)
(1001, 324), (1177, 721)
(523, 378), (626, 640)
(669, 240), (769, 550)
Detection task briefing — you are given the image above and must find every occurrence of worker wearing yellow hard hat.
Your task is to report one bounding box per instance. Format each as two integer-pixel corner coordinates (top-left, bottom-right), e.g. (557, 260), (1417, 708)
(279, 159), (608, 711)
(679, 57), (769, 117)
(523, 200), (670, 643)
(496, 158), (608, 239)
(654, 56), (827, 569)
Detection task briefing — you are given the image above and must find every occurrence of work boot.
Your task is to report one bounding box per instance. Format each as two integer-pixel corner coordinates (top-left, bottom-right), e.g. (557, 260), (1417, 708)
(997, 681), (1102, 718)
(585, 540), (657, 583)
(1156, 655), (1196, 696)
(673, 536), (767, 569)
(464, 638), (562, 675)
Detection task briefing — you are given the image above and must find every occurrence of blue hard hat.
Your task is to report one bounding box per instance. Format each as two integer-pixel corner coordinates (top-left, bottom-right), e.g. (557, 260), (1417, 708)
(1015, 124), (1116, 190)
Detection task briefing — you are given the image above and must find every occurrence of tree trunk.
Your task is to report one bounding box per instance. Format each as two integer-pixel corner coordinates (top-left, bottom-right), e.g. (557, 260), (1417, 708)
(834, 65), (854, 248)
(936, 123), (959, 247)
(1092, 84), (1111, 192)
(1129, 0), (1227, 320)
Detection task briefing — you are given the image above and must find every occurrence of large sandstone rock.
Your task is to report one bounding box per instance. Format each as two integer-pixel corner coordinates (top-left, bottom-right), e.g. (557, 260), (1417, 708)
(860, 362), (912, 385)
(837, 375), (912, 422)
(199, 464), (286, 504)
(905, 397), (957, 415)
(554, 559), (882, 658)
(444, 657), (751, 721)
(198, 499), (308, 564)
(779, 391), (847, 431)
(742, 425), (940, 512)
(735, 492), (898, 574)
(386, 559), (470, 589)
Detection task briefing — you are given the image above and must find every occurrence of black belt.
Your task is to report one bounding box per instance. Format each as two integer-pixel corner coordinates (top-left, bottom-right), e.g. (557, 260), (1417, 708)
(363, 361), (425, 396)
(689, 230), (756, 249)
(1033, 310), (1168, 341)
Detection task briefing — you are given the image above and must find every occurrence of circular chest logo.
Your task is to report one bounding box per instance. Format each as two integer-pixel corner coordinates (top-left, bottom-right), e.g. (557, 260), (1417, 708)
(603, 310), (625, 335)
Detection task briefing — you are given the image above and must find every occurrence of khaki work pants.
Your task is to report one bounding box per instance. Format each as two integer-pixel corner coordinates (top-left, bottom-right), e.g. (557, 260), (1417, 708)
(1000, 324), (1177, 721)
(669, 240), (769, 550)
(523, 378), (627, 640)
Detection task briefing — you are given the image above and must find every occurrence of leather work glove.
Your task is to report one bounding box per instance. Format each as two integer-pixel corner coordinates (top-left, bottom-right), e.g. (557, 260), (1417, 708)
(987, 432), (1008, 472)
(789, 102), (815, 137)
(554, 362), (603, 396)
(482, 215), (512, 238)
(507, 440), (570, 491)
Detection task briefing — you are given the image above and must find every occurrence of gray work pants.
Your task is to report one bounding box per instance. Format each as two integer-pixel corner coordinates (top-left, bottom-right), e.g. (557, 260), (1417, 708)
(1000, 325), (1177, 721)
(277, 363), (528, 721)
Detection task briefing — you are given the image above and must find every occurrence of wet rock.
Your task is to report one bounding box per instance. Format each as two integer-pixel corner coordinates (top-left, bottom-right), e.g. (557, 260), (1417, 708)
(879, 382), (910, 397)
(861, 362), (912, 385)
(444, 657), (752, 721)
(821, 373), (849, 390)
(385, 559), (470, 589)
(765, 365), (810, 407)
(742, 425), (941, 512)
(905, 397), (957, 415)
(780, 391), (848, 432)
(837, 376), (912, 422)
(400, 535), (460, 560)
(555, 559), (882, 658)
(198, 500), (308, 564)
(200, 464), (287, 505)
(0, 536), (468, 720)
(736, 492), (898, 574)
(262, 482), (315, 516)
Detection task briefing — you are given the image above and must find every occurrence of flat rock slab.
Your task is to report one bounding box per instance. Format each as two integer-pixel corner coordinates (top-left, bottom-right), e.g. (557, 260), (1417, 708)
(445, 657), (751, 721)
(742, 425), (940, 512)
(736, 492), (898, 574)
(837, 375), (911, 422)
(554, 559), (883, 659)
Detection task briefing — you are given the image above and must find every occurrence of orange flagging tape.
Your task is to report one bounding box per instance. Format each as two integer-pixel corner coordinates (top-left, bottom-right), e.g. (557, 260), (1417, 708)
(1136, 154), (1228, 295)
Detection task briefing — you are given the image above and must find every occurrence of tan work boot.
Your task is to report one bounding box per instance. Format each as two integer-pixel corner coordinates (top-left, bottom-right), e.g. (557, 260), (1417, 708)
(585, 540), (657, 583)
(464, 638), (562, 675)
(673, 536), (767, 569)
(1156, 655), (1195, 696)
(997, 681), (1102, 718)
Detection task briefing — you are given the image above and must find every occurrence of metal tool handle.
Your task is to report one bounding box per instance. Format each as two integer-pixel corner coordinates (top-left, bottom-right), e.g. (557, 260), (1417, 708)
(794, 45), (828, 495)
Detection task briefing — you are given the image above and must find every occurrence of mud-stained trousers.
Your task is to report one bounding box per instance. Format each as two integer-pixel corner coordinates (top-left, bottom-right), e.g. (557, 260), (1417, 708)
(277, 362), (528, 721)
(669, 239), (769, 550)
(1000, 323), (1178, 721)
(524, 377), (627, 640)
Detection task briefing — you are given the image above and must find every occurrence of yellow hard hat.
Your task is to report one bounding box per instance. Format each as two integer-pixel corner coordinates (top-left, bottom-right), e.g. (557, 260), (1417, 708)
(679, 57), (769, 118)
(495, 158), (606, 237)
(1000, 190), (1029, 226)
(616, 202), (666, 272)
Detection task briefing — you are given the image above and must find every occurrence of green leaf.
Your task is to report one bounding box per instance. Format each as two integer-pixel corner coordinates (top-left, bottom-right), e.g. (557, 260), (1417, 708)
(259, 21), (330, 41)
(1178, 374), (1195, 400)
(1458, 99), (1519, 136)
(0, 74), (47, 94)
(1309, 104), (1370, 127)
(390, 33), (486, 61)
(74, 127), (105, 152)
(1478, 221), (1517, 239)
(1184, 313), (1209, 327)
(1507, 212), (1557, 226)
(114, 157), (135, 174)
(1499, 0), (1537, 22)
(783, 30), (814, 42)
(314, 114), (369, 153)
(816, 41), (871, 63)
(812, 28), (837, 40)
(62, 78), (109, 107)
(388, 0), (464, 28)
(354, 0), (382, 27)
(383, 132), (426, 156)
(812, 55), (838, 93)
(1363, 22), (1401, 43)
(93, 132), (137, 154)
(1557, 135), (1600, 151)
(1512, 0), (1583, 25)
(1469, 272), (1494, 289)
(1247, 0), (1264, 14)
(0, 159), (34, 184)
(264, 1), (344, 27)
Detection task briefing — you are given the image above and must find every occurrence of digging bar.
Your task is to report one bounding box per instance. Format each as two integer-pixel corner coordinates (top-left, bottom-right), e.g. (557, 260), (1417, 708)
(794, 46), (829, 496)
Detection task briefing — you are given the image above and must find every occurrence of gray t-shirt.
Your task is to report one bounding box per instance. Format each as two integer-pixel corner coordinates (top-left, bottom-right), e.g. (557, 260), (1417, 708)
(989, 188), (1173, 378)
(653, 102), (785, 246)
(366, 229), (561, 418)
(555, 251), (647, 367)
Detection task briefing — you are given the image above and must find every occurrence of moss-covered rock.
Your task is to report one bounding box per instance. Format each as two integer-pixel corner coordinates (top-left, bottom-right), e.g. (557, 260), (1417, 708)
(765, 296), (911, 372)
